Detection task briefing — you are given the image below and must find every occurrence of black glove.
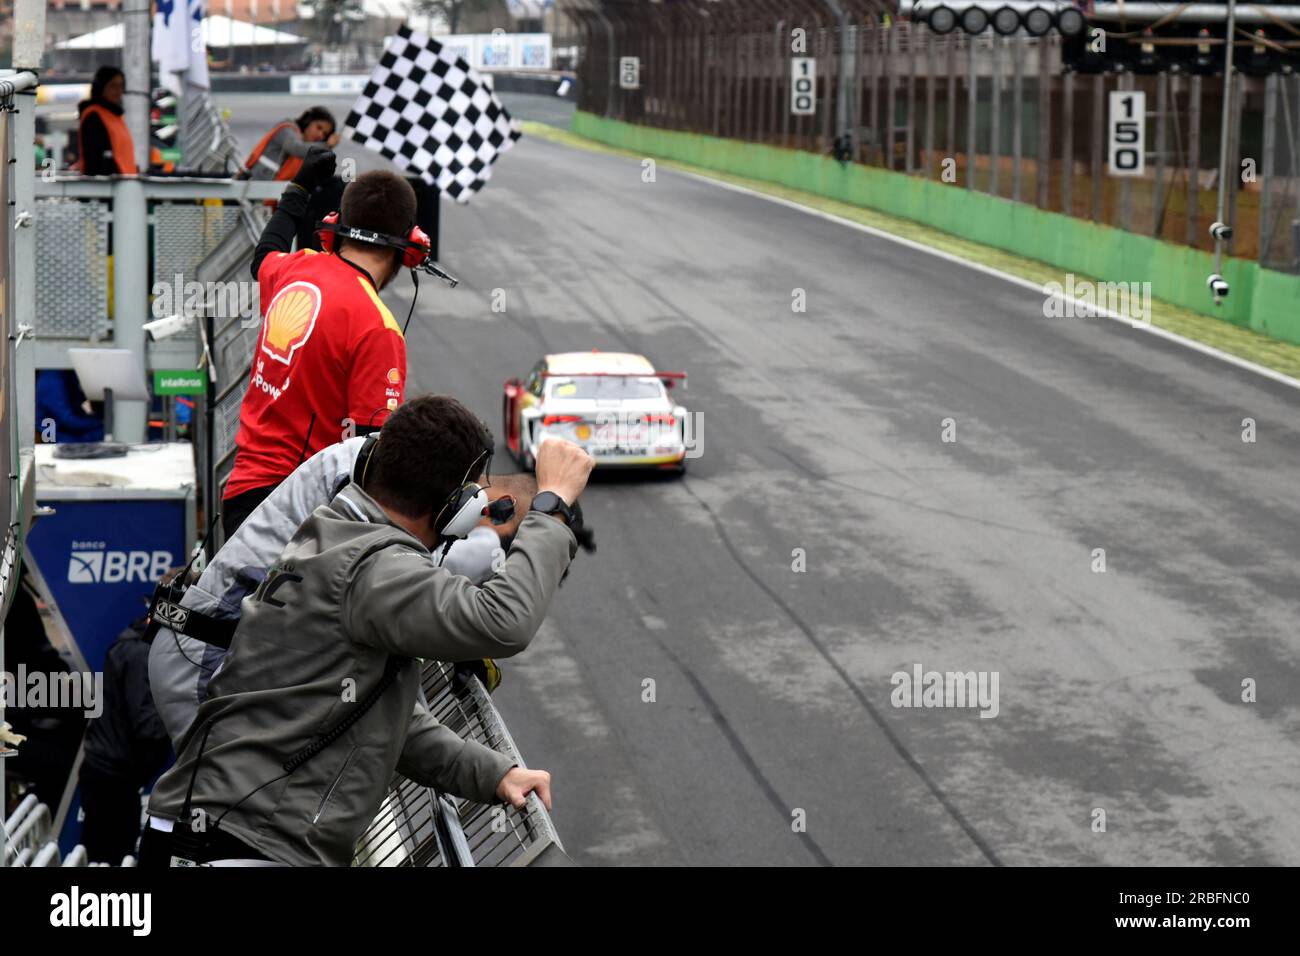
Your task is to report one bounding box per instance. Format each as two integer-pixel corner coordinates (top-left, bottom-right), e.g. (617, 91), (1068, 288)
(291, 145), (336, 192)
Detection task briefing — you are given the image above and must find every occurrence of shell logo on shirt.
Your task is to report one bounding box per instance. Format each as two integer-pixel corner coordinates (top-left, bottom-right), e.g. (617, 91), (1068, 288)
(261, 281), (322, 366)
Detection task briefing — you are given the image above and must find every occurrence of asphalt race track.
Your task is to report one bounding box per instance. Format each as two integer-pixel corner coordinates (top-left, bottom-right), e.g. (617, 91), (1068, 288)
(221, 94), (1300, 866)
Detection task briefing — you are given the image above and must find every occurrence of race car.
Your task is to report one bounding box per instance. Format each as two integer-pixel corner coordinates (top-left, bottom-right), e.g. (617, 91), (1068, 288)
(503, 351), (690, 472)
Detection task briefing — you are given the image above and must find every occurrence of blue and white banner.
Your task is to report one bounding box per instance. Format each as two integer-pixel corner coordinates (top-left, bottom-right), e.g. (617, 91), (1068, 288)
(153, 0), (210, 90)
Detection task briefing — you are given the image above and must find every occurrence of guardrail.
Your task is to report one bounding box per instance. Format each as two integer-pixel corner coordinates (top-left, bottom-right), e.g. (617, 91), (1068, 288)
(2, 70), (41, 862)
(356, 661), (569, 867)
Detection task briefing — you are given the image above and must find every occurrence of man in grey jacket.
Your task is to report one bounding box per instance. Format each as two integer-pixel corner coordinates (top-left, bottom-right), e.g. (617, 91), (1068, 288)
(148, 434), (525, 748)
(141, 395), (593, 866)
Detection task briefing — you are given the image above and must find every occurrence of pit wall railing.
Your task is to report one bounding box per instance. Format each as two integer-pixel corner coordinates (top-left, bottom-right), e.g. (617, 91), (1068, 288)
(2, 67), (39, 869)
(4, 660), (568, 868)
(356, 662), (570, 867)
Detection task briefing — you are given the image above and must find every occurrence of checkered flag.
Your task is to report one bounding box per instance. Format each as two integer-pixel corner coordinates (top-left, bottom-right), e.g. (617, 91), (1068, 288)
(344, 25), (522, 202)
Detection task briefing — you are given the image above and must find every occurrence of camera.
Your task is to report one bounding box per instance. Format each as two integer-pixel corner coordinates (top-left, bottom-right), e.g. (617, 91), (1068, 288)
(1209, 221), (1233, 242)
(1207, 273), (1230, 300)
(143, 313), (195, 341)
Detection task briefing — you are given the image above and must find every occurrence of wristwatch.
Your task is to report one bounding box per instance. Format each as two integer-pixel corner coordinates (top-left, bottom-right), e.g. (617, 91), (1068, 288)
(531, 491), (576, 527)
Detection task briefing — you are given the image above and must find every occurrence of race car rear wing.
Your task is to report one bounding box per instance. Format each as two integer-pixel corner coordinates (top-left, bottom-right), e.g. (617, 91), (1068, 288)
(542, 370), (688, 390)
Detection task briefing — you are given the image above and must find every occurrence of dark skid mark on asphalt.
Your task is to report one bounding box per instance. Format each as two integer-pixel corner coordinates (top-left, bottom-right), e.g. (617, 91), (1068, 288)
(768, 446), (1070, 543)
(466, 205), (554, 352)
(595, 499), (825, 864)
(679, 477), (1005, 866)
(635, 617), (835, 867)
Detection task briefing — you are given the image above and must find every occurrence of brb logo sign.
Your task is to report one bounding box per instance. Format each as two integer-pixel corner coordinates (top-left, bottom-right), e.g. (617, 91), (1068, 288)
(67, 541), (173, 584)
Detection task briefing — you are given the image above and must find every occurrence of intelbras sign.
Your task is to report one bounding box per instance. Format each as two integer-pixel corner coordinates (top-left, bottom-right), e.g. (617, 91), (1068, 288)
(432, 33), (552, 72)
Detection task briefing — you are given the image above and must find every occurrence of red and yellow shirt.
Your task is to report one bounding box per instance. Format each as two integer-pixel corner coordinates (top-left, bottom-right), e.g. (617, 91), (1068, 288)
(224, 249), (406, 499)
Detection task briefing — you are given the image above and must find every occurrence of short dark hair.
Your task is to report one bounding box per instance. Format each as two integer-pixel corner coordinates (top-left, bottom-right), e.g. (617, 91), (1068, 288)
(366, 395), (493, 520)
(295, 106), (336, 133)
(338, 170), (418, 256)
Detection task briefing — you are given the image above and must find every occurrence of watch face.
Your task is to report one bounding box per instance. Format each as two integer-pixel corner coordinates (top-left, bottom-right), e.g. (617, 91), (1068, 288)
(532, 491), (563, 515)
(532, 492), (576, 526)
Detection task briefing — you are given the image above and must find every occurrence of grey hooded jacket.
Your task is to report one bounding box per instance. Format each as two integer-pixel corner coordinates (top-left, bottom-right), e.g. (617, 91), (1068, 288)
(149, 437), (501, 747)
(146, 482), (576, 866)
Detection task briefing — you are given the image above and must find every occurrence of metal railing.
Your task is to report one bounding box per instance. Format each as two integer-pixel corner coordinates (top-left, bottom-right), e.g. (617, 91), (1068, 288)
(3, 795), (52, 865)
(1, 67), (41, 866)
(355, 661), (567, 868)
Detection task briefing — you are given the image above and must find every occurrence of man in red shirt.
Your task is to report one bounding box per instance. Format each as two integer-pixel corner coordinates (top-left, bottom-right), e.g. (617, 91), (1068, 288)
(223, 149), (419, 537)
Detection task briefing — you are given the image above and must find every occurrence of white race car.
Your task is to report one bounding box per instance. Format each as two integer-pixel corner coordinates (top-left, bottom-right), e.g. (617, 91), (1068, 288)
(502, 351), (689, 472)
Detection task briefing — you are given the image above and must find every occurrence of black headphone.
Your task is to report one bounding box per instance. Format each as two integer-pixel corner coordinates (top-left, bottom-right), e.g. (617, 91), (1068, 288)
(353, 434), (492, 540)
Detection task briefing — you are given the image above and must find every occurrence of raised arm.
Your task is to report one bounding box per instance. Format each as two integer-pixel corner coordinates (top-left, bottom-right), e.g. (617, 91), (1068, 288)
(250, 146), (336, 280)
(344, 511), (577, 661)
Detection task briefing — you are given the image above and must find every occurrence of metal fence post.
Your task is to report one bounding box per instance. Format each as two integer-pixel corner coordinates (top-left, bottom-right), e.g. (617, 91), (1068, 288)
(769, 20), (782, 143)
(1118, 73), (1133, 232)
(10, 83), (37, 447)
(1188, 74), (1202, 246)
(991, 35), (1001, 196)
(111, 178), (149, 442)
(967, 35), (977, 190)
(1062, 69), (1074, 216)
(1037, 37), (1051, 209)
(1012, 32), (1024, 203)
(1214, 0), (1240, 268)
(123, 0), (152, 172)
(906, 25), (917, 173)
(822, 0), (852, 150)
(1224, 75), (1244, 256)
(869, 21), (881, 163)
(886, 23), (897, 169)
(1091, 74), (1104, 222)
(925, 29), (936, 177)
(822, 23), (835, 148)
(732, 30), (743, 140)
(946, 33), (956, 162)
(853, 19), (866, 161)
(1154, 71), (1169, 238)
(1260, 73), (1278, 262)
(596, 10), (616, 119)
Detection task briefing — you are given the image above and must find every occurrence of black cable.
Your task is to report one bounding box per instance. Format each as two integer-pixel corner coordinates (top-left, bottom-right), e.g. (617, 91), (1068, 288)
(296, 412), (317, 467)
(153, 513), (223, 670)
(193, 656), (405, 837)
(171, 623), (218, 673)
(403, 268), (419, 335)
(282, 656), (403, 773)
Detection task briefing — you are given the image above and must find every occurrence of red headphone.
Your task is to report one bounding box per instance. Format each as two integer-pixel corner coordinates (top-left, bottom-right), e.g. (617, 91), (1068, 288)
(316, 212), (431, 269)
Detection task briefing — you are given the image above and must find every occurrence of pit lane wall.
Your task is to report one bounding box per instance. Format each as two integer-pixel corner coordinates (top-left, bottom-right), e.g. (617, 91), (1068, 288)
(571, 111), (1300, 349)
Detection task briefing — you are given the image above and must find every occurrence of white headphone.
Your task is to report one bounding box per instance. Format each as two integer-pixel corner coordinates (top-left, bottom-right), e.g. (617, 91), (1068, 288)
(354, 435), (491, 541)
(432, 447), (492, 540)
(436, 482), (490, 539)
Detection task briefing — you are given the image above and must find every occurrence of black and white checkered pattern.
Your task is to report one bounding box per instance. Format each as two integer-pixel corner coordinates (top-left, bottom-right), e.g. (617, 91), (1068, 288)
(344, 25), (522, 202)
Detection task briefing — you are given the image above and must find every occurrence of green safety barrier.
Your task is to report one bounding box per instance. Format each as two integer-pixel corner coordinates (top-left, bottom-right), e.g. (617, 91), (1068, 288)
(572, 111), (1300, 348)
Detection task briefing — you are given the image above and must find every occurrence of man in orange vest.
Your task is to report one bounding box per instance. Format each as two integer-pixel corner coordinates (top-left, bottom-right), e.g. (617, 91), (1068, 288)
(76, 66), (138, 175)
(242, 107), (340, 181)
